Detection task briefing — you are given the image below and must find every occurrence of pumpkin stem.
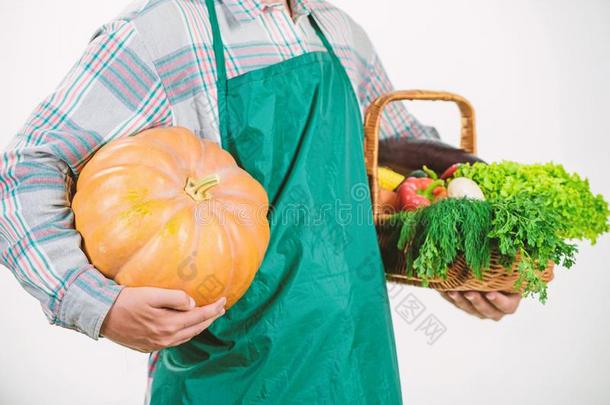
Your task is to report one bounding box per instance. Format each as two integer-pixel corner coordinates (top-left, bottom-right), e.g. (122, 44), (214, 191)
(185, 174), (220, 201)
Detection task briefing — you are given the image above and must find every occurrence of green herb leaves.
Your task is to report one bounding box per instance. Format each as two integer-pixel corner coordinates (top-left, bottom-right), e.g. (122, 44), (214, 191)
(456, 161), (609, 243)
(391, 162), (607, 302)
(395, 199), (493, 287)
(489, 197), (577, 302)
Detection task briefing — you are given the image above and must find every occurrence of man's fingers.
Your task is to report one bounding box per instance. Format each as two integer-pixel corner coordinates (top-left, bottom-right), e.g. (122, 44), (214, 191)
(486, 292), (520, 314)
(147, 288), (195, 311)
(443, 292), (483, 318)
(170, 310), (226, 347)
(464, 292), (504, 321)
(171, 297), (227, 329)
(150, 297), (227, 349)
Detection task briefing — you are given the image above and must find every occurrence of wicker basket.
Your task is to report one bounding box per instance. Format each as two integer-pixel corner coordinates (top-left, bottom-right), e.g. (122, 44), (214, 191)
(363, 90), (554, 292)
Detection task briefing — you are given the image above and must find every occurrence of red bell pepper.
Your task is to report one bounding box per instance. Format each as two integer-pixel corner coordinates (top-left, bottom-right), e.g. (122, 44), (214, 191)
(398, 177), (445, 211)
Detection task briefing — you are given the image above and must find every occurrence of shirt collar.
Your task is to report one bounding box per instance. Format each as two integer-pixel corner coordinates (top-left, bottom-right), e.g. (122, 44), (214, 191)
(222, 0), (319, 23)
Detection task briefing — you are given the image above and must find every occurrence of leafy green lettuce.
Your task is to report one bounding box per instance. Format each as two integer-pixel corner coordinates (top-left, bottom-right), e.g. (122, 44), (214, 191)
(456, 161), (609, 243)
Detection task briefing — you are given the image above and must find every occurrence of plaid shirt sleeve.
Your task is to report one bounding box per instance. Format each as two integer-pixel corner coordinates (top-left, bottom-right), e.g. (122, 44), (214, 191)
(357, 51), (440, 141)
(0, 20), (173, 339)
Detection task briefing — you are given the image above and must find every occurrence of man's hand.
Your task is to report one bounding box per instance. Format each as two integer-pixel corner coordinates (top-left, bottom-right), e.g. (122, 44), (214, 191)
(440, 291), (521, 321)
(101, 287), (226, 352)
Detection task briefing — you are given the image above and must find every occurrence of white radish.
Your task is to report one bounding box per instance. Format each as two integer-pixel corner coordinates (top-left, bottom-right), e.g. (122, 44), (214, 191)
(447, 177), (485, 200)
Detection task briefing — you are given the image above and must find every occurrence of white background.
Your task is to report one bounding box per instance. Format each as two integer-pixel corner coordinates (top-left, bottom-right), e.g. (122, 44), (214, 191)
(1, 1), (609, 404)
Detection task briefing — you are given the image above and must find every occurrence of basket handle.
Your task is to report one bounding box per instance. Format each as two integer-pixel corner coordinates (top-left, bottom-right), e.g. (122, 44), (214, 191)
(363, 90), (477, 221)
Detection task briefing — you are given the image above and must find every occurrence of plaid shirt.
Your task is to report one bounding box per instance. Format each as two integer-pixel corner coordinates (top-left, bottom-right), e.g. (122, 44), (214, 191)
(0, 0), (436, 340)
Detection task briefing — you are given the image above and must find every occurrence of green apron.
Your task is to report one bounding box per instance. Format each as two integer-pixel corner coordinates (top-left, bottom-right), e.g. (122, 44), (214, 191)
(150, 2), (402, 403)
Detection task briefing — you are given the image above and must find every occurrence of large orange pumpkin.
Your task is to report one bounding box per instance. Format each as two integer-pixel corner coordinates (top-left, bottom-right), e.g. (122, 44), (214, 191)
(72, 127), (270, 308)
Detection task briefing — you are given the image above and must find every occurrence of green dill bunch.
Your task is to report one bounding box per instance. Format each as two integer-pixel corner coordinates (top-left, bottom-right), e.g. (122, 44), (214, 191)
(391, 195), (578, 302)
(456, 161), (610, 243)
(395, 198), (493, 284)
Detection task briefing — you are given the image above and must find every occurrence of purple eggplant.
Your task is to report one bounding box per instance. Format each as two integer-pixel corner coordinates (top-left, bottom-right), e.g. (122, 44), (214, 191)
(378, 138), (485, 176)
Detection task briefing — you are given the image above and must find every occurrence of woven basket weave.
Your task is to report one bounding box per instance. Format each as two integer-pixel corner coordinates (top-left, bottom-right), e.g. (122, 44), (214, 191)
(364, 90), (554, 292)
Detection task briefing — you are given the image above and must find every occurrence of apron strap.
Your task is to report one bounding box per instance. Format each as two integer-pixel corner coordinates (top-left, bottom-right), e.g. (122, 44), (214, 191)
(308, 16), (342, 67)
(204, 1), (345, 141)
(205, 0), (229, 140)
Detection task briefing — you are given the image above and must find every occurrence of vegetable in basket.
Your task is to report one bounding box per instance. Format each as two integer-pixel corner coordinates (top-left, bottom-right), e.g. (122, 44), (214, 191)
(397, 177), (445, 211)
(379, 138), (484, 175)
(446, 177), (485, 200)
(390, 162), (609, 302)
(376, 137), (483, 213)
(455, 161), (609, 243)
